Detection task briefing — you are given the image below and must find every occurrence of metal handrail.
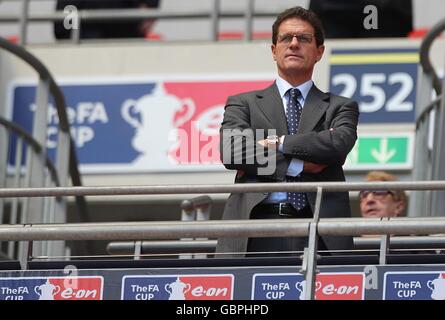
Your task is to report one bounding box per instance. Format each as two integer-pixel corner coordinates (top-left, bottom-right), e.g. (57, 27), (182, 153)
(419, 17), (445, 95)
(354, 236), (445, 250)
(0, 116), (60, 186)
(415, 95), (443, 128)
(0, 3), (280, 44)
(1, 181), (443, 298)
(106, 236), (445, 255)
(0, 8), (279, 22)
(107, 240), (218, 255)
(0, 36), (88, 222)
(1, 181), (445, 198)
(410, 18), (445, 219)
(1, 217), (445, 241)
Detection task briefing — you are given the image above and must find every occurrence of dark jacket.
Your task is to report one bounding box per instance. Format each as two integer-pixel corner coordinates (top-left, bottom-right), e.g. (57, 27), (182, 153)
(216, 83), (359, 256)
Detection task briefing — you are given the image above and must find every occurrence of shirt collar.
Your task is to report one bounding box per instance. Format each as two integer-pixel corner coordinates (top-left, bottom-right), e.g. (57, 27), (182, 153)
(276, 76), (313, 101)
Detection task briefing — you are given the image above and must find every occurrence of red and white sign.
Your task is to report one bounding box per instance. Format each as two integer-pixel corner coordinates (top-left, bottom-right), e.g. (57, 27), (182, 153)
(315, 273), (365, 300)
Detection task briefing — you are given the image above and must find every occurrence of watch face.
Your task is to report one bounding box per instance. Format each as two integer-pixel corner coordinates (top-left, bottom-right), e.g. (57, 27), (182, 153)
(267, 135), (278, 144)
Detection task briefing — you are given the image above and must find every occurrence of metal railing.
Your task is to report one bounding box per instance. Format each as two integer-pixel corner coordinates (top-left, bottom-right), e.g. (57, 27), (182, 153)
(0, 117), (61, 186)
(1, 181), (445, 300)
(0, 117), (61, 259)
(1, 180), (445, 197)
(0, 0), (280, 45)
(410, 18), (445, 218)
(0, 35), (89, 259)
(106, 236), (445, 255)
(179, 195), (212, 259)
(128, 195), (214, 260)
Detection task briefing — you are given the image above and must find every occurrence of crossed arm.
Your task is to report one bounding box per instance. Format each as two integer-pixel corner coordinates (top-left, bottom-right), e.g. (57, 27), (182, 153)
(220, 95), (359, 178)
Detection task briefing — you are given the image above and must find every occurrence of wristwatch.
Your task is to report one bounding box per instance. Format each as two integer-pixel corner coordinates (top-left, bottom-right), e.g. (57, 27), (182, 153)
(266, 135), (280, 148)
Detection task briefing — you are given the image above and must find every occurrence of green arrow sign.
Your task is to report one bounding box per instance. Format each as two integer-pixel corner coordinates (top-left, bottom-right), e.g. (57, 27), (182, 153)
(345, 133), (414, 170)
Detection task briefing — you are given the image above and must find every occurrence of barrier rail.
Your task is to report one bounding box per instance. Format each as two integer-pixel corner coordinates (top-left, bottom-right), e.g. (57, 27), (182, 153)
(0, 117), (61, 258)
(180, 196), (212, 259)
(1, 217), (445, 241)
(106, 236), (445, 255)
(0, 0), (277, 44)
(411, 18), (445, 218)
(1, 181), (445, 299)
(0, 36), (89, 259)
(2, 215), (445, 299)
(1, 181), (445, 197)
(0, 117), (60, 186)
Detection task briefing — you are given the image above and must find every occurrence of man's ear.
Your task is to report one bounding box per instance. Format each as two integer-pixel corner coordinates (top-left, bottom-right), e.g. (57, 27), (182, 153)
(271, 44), (277, 61)
(394, 201), (406, 216)
(316, 44), (325, 62)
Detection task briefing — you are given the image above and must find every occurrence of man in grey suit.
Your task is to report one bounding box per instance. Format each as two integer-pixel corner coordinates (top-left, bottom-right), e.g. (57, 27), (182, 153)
(217, 7), (359, 256)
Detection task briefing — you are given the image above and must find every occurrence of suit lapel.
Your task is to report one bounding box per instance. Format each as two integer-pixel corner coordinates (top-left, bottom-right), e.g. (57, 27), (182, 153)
(255, 83), (288, 135)
(298, 85), (329, 134)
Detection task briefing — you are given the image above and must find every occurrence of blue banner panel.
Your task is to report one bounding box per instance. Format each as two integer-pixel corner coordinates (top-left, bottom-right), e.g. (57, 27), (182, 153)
(329, 48), (418, 123)
(0, 263), (444, 300)
(384, 271), (445, 300)
(9, 78), (272, 173)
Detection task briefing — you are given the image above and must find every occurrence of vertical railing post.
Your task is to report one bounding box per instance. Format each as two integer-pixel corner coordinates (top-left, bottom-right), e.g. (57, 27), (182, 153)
(210, 0), (220, 41)
(379, 217), (391, 265)
(50, 131), (71, 257)
(18, 143), (32, 264)
(194, 196), (212, 259)
(379, 235), (390, 265)
(180, 199), (196, 222)
(410, 70), (434, 217)
(431, 70), (445, 216)
(179, 199), (195, 259)
(244, 0), (254, 41)
(19, 239), (33, 271)
(179, 196), (212, 259)
(0, 126), (7, 229)
(72, 11), (81, 44)
(24, 78), (50, 257)
(19, 0), (30, 46)
(133, 240), (142, 260)
(40, 172), (52, 256)
(303, 186), (322, 300)
(7, 137), (23, 257)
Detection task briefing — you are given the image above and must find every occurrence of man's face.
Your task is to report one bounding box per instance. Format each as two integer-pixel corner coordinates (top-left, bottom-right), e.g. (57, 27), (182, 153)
(271, 18), (324, 81)
(360, 191), (404, 218)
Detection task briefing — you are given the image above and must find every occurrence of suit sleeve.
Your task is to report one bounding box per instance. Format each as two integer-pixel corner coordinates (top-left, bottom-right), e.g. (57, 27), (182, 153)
(282, 99), (359, 166)
(219, 95), (288, 179)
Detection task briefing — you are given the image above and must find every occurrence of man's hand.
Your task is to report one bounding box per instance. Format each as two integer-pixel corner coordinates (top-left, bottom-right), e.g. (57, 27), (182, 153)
(257, 136), (283, 149)
(303, 161), (327, 173)
(257, 139), (277, 149)
(257, 139), (267, 147)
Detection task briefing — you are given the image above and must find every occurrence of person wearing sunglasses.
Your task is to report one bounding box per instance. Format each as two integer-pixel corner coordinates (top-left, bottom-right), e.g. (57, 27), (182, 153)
(360, 171), (407, 218)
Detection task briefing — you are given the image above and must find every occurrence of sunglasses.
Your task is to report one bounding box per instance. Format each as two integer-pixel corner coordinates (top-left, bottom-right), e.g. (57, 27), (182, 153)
(359, 190), (395, 199)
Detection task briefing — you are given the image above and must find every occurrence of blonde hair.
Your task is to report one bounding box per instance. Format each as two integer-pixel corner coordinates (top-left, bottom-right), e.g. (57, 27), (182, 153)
(364, 171), (407, 209)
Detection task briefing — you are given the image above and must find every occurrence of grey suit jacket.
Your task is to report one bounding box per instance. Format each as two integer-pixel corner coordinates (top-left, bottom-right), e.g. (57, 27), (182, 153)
(216, 82), (359, 256)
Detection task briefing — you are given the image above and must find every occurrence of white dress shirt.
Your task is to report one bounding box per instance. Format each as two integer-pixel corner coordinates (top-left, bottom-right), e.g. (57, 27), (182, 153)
(263, 76), (313, 203)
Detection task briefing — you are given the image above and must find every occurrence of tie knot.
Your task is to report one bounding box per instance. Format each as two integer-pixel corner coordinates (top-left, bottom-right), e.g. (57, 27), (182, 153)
(288, 88), (301, 99)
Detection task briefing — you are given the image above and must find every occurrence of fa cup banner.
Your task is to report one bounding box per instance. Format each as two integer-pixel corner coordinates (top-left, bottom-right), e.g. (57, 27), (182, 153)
(9, 76), (273, 174)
